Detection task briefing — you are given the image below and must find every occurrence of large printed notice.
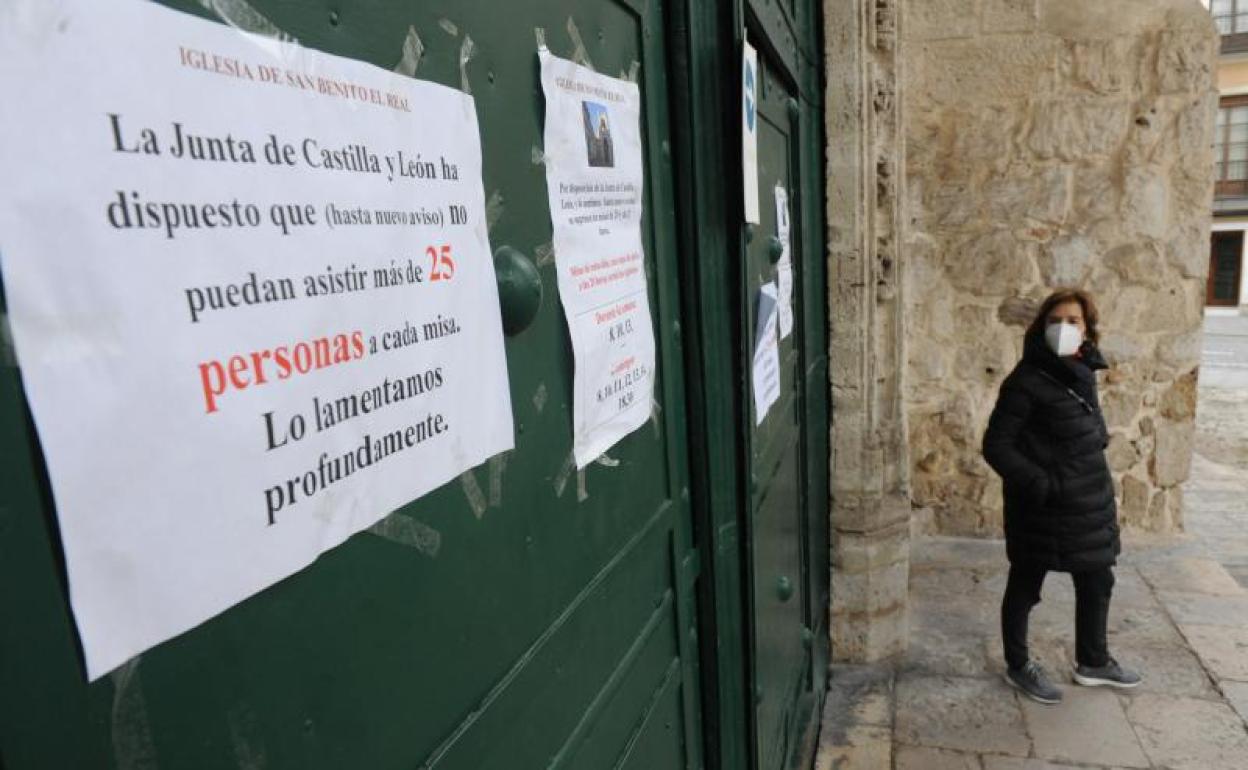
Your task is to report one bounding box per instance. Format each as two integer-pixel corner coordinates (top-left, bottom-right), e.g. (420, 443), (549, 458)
(0, 0), (513, 680)
(538, 49), (656, 468)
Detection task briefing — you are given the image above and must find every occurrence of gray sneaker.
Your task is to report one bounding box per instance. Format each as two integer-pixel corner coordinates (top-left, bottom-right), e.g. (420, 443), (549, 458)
(1073, 657), (1142, 689)
(1004, 660), (1063, 704)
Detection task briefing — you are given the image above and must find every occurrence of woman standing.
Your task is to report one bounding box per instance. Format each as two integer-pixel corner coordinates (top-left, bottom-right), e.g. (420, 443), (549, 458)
(982, 288), (1142, 704)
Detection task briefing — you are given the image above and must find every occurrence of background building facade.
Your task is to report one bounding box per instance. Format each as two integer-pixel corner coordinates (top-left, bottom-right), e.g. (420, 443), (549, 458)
(1209, 0), (1248, 311)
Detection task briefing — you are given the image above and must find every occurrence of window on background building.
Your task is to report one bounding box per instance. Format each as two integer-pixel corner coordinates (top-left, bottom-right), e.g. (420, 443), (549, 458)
(1215, 97), (1248, 196)
(1213, 0), (1248, 34)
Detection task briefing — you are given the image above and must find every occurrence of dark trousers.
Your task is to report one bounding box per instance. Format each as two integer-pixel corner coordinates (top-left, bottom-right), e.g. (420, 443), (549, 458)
(1001, 564), (1114, 670)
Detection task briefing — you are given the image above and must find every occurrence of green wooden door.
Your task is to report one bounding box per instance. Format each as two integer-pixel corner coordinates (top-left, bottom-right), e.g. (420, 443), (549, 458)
(0, 2), (704, 769)
(742, 1), (828, 768)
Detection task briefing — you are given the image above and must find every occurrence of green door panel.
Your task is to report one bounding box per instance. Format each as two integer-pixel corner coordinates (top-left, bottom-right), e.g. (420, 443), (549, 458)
(614, 662), (687, 770)
(744, 0), (828, 765)
(0, 2), (703, 769)
(750, 444), (806, 770)
(745, 43), (808, 770)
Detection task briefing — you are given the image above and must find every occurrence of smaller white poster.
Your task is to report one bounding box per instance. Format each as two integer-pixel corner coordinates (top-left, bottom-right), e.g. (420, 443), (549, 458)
(774, 185), (794, 339)
(742, 42), (761, 224)
(539, 49), (656, 468)
(753, 283), (781, 425)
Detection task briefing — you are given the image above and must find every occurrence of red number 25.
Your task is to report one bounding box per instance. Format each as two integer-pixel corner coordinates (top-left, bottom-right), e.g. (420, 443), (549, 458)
(427, 244), (456, 281)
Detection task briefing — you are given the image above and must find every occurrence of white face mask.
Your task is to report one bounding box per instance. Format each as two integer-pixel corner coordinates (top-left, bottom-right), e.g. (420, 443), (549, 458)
(1045, 322), (1083, 357)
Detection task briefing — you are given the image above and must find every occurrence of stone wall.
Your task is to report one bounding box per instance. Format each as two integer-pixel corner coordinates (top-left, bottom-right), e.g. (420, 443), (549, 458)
(903, 0), (1218, 535)
(825, 0), (911, 662)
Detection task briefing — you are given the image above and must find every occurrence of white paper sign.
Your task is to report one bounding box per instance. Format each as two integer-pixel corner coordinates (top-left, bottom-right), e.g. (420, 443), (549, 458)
(753, 283), (781, 425)
(742, 42), (761, 224)
(0, 0), (513, 679)
(538, 49), (656, 468)
(774, 185), (794, 339)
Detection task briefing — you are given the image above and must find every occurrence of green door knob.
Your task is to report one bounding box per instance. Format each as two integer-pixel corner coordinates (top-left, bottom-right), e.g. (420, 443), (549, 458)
(767, 235), (784, 264)
(776, 575), (794, 602)
(786, 97), (800, 122)
(493, 245), (543, 335)
(745, 222), (757, 243)
(801, 626), (814, 649)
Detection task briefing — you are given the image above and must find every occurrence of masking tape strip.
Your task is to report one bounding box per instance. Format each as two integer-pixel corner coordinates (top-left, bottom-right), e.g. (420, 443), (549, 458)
(576, 469), (589, 502)
(485, 190), (504, 232)
(459, 470), (488, 518)
(488, 453), (509, 508)
(368, 513), (442, 556)
(566, 17), (594, 70)
(110, 658), (159, 770)
(595, 453), (620, 468)
(534, 242), (556, 268)
(553, 451), (575, 497)
(438, 18), (459, 37)
(199, 0), (296, 43)
(0, 312), (16, 369)
(459, 34), (477, 94)
(393, 26), (424, 77)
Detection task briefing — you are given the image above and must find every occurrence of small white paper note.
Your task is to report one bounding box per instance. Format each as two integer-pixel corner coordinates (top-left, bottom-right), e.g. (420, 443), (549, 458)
(753, 283), (781, 425)
(774, 185), (794, 339)
(742, 42), (760, 224)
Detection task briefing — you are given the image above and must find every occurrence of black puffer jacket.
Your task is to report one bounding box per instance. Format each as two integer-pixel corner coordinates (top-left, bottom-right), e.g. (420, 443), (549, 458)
(982, 332), (1120, 572)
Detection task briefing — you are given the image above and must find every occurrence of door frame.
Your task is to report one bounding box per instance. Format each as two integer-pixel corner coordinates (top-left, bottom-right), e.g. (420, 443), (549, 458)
(665, 1), (754, 766)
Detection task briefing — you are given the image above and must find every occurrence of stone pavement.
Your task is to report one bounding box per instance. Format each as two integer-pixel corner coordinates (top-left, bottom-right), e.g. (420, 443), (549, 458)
(814, 452), (1248, 769)
(1193, 311), (1248, 586)
(1198, 312), (1248, 461)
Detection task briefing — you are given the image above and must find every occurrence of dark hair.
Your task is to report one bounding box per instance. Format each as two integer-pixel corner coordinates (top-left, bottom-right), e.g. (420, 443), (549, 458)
(1026, 288), (1100, 345)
